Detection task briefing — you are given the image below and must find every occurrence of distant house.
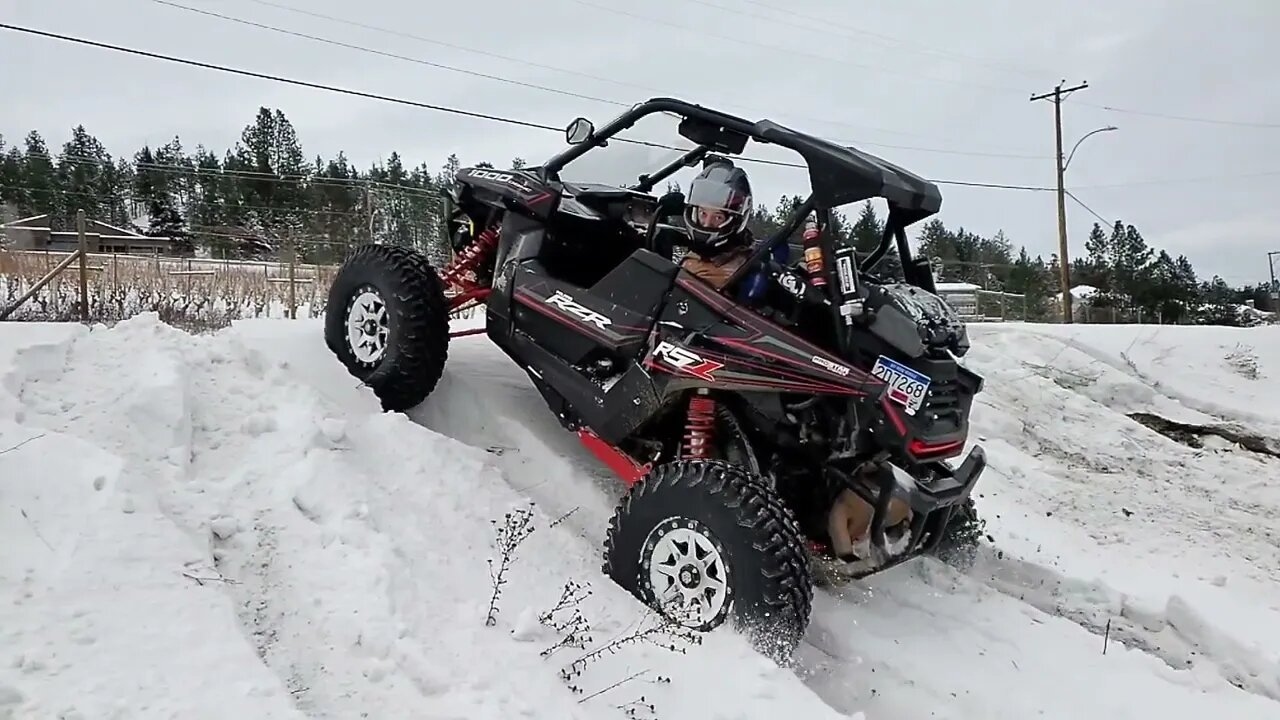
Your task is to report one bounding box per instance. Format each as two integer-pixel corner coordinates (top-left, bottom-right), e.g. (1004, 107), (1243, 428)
(0, 214), (173, 255)
(935, 281), (981, 319)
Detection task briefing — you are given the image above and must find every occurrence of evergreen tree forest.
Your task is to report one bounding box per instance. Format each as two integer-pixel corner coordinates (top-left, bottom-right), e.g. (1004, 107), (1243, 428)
(1, 106), (1272, 325)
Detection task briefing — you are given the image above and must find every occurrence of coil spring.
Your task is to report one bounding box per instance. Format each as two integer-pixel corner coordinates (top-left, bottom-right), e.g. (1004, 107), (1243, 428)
(440, 224), (500, 290)
(682, 394), (717, 459)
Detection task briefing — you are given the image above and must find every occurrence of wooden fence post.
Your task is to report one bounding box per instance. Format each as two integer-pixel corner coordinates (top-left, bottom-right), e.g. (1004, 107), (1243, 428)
(287, 234), (297, 320)
(77, 210), (88, 322)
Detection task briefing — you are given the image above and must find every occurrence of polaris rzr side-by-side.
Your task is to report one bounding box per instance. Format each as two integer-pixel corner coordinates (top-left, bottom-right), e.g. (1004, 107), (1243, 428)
(324, 98), (987, 662)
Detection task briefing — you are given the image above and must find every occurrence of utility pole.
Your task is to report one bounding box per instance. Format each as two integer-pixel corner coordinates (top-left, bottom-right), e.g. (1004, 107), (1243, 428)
(1268, 250), (1279, 311)
(1031, 80), (1089, 323)
(366, 182), (376, 243)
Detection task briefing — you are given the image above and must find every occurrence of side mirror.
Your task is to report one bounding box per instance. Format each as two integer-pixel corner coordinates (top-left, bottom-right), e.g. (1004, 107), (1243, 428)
(565, 117), (594, 144)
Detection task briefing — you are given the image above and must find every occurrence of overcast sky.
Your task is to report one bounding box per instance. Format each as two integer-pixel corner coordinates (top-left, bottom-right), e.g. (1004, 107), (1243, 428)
(2, 0), (1277, 284)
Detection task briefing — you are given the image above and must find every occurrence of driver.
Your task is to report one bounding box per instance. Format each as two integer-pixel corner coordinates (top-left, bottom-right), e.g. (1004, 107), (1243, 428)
(676, 159), (785, 301)
(677, 160), (907, 564)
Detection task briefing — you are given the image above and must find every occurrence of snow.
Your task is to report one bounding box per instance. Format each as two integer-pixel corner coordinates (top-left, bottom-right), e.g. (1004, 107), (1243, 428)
(2, 313), (1278, 719)
(0, 313), (841, 720)
(986, 322), (1280, 434)
(934, 282), (981, 292)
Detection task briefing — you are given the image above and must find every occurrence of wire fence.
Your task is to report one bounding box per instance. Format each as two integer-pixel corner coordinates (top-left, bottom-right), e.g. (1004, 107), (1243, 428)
(0, 245), (336, 330)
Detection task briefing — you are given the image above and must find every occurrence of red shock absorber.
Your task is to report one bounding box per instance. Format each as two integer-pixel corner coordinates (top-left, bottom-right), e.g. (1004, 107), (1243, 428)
(682, 392), (717, 459)
(440, 224), (500, 292)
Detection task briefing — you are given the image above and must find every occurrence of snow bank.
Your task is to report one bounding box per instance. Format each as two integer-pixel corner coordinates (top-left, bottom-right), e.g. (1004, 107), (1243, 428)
(0, 314), (840, 720)
(962, 324), (1280, 703)
(3, 312), (1279, 719)
(997, 322), (1280, 434)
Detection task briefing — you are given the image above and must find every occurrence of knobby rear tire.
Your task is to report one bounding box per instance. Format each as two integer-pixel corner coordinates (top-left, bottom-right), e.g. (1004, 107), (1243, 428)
(323, 243), (451, 412)
(602, 459), (815, 664)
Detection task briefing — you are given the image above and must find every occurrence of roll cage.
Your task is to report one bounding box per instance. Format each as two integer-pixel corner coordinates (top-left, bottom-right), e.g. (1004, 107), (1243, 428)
(534, 97), (944, 295)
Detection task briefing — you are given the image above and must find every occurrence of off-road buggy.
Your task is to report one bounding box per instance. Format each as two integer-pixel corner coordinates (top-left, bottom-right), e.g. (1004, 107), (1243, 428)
(324, 98), (987, 662)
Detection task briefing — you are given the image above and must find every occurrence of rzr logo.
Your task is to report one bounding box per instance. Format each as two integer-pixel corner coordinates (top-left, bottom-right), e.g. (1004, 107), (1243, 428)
(545, 290), (612, 330)
(653, 341), (723, 381)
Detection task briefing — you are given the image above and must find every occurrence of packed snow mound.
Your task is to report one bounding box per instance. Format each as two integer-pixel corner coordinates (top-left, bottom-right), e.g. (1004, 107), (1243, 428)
(994, 322), (1280, 434)
(3, 313), (1279, 720)
(0, 314), (840, 720)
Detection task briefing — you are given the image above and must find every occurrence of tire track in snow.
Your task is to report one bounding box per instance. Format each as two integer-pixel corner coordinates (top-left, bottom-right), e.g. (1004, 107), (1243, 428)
(2, 320), (317, 718)
(960, 327), (1280, 704)
(986, 325), (1280, 437)
(961, 546), (1280, 702)
(178, 332), (473, 719)
(4, 318), (450, 718)
(966, 329), (1280, 587)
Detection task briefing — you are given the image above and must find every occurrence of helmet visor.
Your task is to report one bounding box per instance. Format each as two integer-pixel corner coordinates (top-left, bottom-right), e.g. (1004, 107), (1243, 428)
(686, 167), (750, 215)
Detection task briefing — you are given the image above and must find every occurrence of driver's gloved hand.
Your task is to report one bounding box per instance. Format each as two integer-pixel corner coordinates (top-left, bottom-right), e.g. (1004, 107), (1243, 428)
(655, 190), (685, 220)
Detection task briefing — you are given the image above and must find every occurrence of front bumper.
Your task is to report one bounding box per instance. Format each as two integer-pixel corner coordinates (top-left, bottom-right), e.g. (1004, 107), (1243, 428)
(818, 444), (987, 578)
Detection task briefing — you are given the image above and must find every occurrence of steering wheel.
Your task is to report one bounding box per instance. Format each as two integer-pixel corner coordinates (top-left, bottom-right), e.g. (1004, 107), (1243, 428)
(644, 190), (688, 258)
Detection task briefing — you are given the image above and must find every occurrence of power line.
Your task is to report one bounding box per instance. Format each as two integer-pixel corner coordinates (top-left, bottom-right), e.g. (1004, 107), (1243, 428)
(22, 150), (446, 197)
(238, 0), (659, 95)
(1072, 170), (1280, 190)
(730, 0), (1055, 80)
(1064, 190), (1109, 226)
(694, 0), (1280, 131)
(241, 0), (961, 150)
(564, 0), (1024, 98)
(727, 0), (1280, 130)
(165, 0), (1047, 160)
(150, 0), (630, 108)
(1073, 101), (1280, 129)
(1062, 191), (1268, 286)
(0, 22), (1057, 192)
(3, 183), (385, 218)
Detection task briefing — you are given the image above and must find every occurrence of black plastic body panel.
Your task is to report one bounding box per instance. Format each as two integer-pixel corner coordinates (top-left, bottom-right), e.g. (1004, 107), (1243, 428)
(643, 273), (888, 398)
(455, 154), (978, 466)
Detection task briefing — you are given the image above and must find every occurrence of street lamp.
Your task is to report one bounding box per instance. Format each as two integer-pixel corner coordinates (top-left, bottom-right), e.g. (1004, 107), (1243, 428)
(1056, 124), (1118, 322)
(1065, 125), (1117, 172)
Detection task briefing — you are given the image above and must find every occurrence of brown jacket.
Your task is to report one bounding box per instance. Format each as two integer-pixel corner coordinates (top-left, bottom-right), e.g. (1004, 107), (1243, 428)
(680, 244), (753, 290)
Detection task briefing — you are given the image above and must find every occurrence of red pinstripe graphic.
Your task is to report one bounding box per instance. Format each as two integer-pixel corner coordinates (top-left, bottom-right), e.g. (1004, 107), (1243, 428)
(692, 346), (859, 395)
(676, 275), (883, 390)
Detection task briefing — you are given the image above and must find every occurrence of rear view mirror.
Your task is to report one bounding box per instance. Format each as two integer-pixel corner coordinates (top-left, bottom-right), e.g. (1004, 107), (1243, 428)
(566, 117), (594, 144)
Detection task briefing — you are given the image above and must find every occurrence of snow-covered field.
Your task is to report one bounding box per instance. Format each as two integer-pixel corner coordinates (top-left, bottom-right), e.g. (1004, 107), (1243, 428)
(1, 313), (1277, 719)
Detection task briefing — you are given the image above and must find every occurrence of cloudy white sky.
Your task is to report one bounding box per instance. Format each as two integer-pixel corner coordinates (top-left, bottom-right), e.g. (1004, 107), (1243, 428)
(2, 0), (1277, 284)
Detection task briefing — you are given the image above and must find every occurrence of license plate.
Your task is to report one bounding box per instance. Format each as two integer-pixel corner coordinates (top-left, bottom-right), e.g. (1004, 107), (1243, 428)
(870, 355), (931, 415)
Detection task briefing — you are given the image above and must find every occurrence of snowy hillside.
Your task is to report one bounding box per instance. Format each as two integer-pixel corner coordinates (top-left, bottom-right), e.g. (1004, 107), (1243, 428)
(2, 314), (1278, 719)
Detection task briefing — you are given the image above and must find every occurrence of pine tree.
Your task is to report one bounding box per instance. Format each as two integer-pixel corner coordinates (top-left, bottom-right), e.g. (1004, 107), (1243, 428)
(234, 107), (308, 237)
(1005, 247), (1053, 320)
(849, 201), (902, 280)
(0, 136), (23, 222)
(22, 131), (61, 222)
(56, 125), (114, 226)
(849, 201), (883, 255)
(1076, 222), (1111, 291)
(1113, 223), (1154, 308)
(188, 146), (231, 255)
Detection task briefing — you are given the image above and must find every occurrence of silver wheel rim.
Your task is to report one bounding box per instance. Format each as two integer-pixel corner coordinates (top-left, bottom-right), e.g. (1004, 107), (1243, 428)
(644, 519), (730, 627)
(346, 289), (389, 364)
